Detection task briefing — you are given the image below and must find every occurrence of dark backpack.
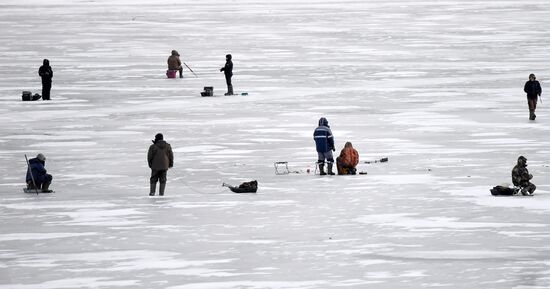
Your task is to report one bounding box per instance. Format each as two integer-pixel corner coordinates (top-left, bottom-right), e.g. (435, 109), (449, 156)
(490, 185), (517, 196)
(230, 180), (258, 193)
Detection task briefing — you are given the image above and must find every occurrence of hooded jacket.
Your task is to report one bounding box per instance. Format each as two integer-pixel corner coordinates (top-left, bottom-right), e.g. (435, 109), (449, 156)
(313, 117), (334, 153)
(524, 79), (542, 98)
(148, 140), (174, 170)
(338, 142), (359, 168)
(26, 158), (50, 184)
(220, 55), (233, 77)
(167, 51), (182, 70)
(38, 59), (53, 83)
(512, 156), (531, 186)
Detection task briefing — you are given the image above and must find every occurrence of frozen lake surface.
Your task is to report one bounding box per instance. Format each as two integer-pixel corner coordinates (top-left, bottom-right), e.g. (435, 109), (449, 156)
(1, 0), (550, 288)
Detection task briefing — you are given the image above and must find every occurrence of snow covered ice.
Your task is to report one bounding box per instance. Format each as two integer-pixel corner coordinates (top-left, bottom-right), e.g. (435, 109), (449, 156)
(1, 0), (550, 288)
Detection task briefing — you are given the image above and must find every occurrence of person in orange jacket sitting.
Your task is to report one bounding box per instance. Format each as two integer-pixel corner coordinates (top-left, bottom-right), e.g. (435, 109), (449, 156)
(336, 142), (359, 175)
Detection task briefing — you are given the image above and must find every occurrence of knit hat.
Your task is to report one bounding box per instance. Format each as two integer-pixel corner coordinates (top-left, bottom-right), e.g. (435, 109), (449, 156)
(155, 133), (164, 141)
(36, 153), (46, 161)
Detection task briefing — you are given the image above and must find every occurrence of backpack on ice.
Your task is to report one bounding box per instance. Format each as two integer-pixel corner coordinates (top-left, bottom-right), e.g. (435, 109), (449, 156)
(22, 91), (41, 101)
(223, 180), (258, 193)
(490, 185), (517, 196)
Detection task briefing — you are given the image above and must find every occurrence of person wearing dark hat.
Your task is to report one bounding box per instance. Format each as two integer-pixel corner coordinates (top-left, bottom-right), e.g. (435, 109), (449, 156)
(38, 59), (53, 100)
(523, 73), (542, 120)
(220, 54), (233, 95)
(314, 117), (336, 175)
(147, 133), (174, 196)
(167, 50), (183, 78)
(26, 153), (53, 192)
(512, 155), (536, 195)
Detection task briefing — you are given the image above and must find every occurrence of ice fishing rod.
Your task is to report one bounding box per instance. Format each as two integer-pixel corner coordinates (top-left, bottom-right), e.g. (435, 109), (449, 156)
(169, 167), (225, 194)
(183, 62), (198, 77)
(25, 154), (39, 194)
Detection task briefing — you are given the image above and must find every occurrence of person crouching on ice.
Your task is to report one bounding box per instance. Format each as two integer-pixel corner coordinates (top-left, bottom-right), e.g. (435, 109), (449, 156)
(167, 50), (183, 78)
(336, 142), (359, 175)
(512, 155), (536, 195)
(148, 133), (174, 196)
(26, 153), (53, 192)
(313, 117), (335, 175)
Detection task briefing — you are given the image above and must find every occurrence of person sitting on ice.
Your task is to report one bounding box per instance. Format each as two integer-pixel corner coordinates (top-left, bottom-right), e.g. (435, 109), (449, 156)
(313, 117), (335, 175)
(336, 142), (359, 175)
(167, 50), (183, 78)
(511, 155), (536, 195)
(26, 153), (53, 193)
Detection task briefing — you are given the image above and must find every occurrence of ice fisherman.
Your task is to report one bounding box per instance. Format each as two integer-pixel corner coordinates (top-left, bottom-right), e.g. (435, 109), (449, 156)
(523, 73), (542, 120)
(38, 59), (53, 100)
(147, 133), (174, 196)
(26, 153), (53, 193)
(220, 54), (233, 95)
(313, 117), (335, 175)
(167, 50), (183, 78)
(336, 142), (359, 175)
(511, 155), (536, 195)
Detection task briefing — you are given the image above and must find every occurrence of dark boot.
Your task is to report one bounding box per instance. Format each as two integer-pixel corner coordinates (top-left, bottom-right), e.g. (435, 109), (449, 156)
(327, 163), (335, 175)
(41, 181), (53, 193)
(159, 182), (166, 196)
(150, 182), (156, 196)
(225, 85), (234, 96)
(178, 67), (183, 78)
(529, 109), (535, 120)
(319, 163), (326, 175)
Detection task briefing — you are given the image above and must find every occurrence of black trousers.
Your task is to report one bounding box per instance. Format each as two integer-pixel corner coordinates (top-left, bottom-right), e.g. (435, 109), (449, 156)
(42, 82), (51, 100)
(150, 169), (167, 184)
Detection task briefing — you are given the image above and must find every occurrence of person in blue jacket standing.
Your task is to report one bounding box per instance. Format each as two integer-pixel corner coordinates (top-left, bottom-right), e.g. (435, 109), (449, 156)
(313, 117), (335, 175)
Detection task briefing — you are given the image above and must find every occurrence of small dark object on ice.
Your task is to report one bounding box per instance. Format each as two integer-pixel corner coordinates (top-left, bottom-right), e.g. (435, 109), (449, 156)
(201, 86), (214, 97)
(358, 171), (368, 175)
(364, 157), (388, 164)
(223, 180), (258, 193)
(22, 91), (41, 101)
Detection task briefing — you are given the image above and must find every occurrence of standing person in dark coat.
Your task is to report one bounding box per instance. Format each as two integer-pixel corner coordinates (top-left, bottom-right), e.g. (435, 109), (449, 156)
(38, 59), (53, 100)
(167, 50), (183, 78)
(511, 155), (536, 195)
(313, 117), (335, 175)
(220, 54), (233, 95)
(523, 73), (542, 120)
(26, 153), (53, 192)
(147, 133), (174, 196)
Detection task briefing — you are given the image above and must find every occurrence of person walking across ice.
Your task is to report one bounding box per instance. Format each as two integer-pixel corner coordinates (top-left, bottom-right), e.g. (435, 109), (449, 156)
(167, 50), (183, 78)
(147, 133), (174, 196)
(523, 73), (542, 120)
(220, 54), (233, 95)
(313, 117), (335, 175)
(26, 153), (53, 192)
(38, 59), (53, 100)
(512, 155), (536, 195)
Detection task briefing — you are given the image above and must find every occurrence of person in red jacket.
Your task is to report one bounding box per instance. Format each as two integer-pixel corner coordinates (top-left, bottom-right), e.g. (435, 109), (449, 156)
(336, 142), (359, 175)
